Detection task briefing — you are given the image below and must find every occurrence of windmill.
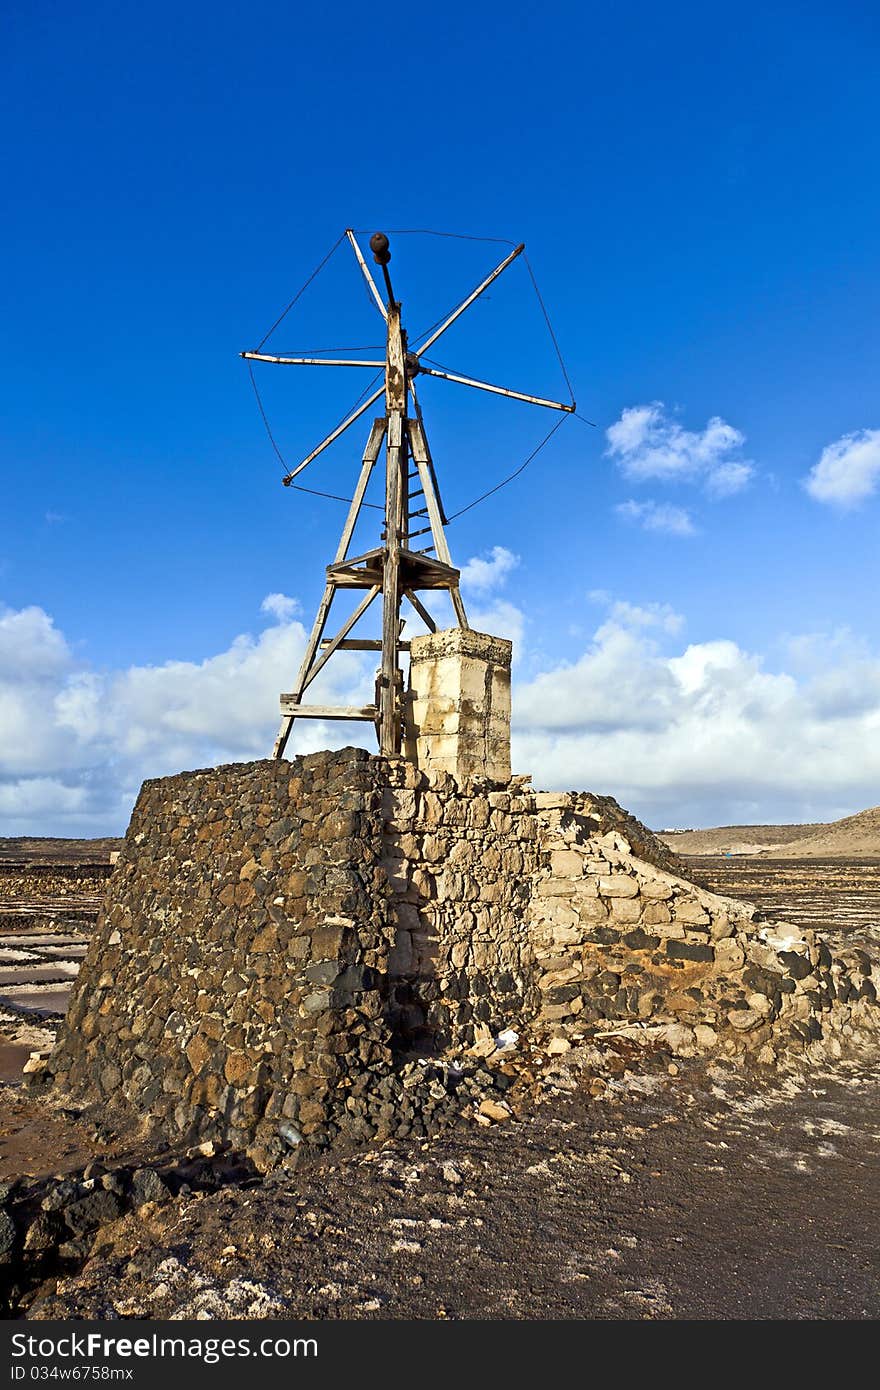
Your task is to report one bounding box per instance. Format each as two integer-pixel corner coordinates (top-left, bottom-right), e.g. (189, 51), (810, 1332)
(242, 230), (574, 760)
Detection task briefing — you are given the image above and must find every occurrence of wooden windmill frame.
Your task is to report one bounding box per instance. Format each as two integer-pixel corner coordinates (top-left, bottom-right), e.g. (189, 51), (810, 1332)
(242, 230), (574, 760)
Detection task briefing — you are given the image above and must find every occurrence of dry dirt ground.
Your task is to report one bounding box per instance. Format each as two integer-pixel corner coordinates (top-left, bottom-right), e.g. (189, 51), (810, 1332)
(1, 844), (879, 1320)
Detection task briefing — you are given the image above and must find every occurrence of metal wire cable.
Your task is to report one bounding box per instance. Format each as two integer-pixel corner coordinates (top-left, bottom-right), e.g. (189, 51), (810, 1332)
(354, 228), (516, 245)
(444, 413), (570, 521)
(247, 362), (383, 509)
(256, 232), (347, 350)
(524, 254), (576, 406)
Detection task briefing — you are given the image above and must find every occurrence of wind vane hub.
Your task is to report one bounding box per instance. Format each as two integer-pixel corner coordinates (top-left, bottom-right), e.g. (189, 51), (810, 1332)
(369, 231), (391, 265)
(241, 227), (575, 760)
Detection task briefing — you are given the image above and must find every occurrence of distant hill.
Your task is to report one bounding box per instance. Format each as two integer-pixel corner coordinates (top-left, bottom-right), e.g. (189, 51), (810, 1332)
(0, 837), (123, 866)
(757, 805), (880, 859)
(657, 823), (822, 856)
(658, 807), (880, 859)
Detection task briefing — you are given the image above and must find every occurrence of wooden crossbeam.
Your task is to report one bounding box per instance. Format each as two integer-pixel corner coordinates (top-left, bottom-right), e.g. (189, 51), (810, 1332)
(334, 421), (385, 564)
(320, 639), (411, 651)
(301, 584), (381, 692)
(279, 702), (378, 720)
(417, 363), (574, 413)
(415, 243), (524, 357)
(404, 588), (437, 633)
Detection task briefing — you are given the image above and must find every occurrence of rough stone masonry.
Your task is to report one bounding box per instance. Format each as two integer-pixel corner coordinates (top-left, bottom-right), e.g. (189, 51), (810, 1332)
(37, 746), (880, 1168)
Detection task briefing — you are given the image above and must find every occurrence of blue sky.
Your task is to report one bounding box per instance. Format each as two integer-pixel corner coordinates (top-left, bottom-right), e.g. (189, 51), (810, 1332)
(2, 0), (879, 833)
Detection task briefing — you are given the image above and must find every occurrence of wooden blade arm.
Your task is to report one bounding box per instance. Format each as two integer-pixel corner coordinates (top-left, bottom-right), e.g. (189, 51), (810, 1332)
(282, 384), (386, 484)
(416, 364), (574, 413)
(346, 229), (389, 320)
(242, 351), (384, 367)
(301, 584), (381, 692)
(415, 243), (524, 356)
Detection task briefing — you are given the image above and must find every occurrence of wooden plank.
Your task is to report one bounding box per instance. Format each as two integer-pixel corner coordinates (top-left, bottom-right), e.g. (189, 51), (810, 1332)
(241, 352), (384, 367)
(278, 702), (378, 720)
(272, 581), (336, 758)
(450, 586), (470, 629)
(380, 304), (407, 755)
(404, 589), (437, 633)
(417, 363), (574, 413)
(333, 419), (386, 564)
(320, 639), (410, 651)
(346, 229), (388, 320)
(415, 243), (524, 356)
(283, 385), (385, 484)
(328, 545), (384, 573)
(301, 584), (381, 691)
(398, 548), (459, 580)
(326, 569), (385, 588)
(407, 418), (453, 563)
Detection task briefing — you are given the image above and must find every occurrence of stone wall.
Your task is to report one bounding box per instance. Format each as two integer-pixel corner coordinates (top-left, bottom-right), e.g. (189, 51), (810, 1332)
(381, 777), (879, 1065)
(523, 793), (879, 1064)
(381, 763), (542, 1049)
(39, 751), (880, 1164)
(43, 750), (397, 1168)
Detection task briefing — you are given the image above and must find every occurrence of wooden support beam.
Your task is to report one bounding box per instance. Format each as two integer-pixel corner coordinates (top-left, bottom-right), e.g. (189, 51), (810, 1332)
(241, 352), (384, 367)
(346, 229), (388, 321)
(450, 586), (470, 630)
(417, 363), (574, 413)
(282, 385), (385, 484)
(333, 419), (385, 564)
(272, 581), (337, 758)
(320, 639), (410, 651)
(407, 418), (452, 563)
(301, 584), (381, 691)
(415, 243), (524, 356)
(278, 702), (378, 720)
(404, 588), (438, 633)
(379, 299), (408, 756)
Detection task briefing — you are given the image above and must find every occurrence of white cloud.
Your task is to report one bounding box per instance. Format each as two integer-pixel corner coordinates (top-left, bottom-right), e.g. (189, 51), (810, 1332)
(616, 499), (696, 537)
(0, 605), (70, 681)
(0, 598), (374, 834)
(606, 599), (685, 635)
(460, 545), (519, 592)
(468, 598), (525, 650)
(606, 402), (754, 496)
(412, 547), (526, 655)
(512, 610), (880, 826)
(260, 592), (300, 621)
(5, 586), (880, 835)
(704, 461), (754, 499)
(804, 428), (880, 509)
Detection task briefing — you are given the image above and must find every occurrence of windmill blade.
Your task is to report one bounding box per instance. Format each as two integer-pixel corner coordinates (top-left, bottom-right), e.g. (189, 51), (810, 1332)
(417, 363), (575, 413)
(242, 351), (385, 367)
(415, 242), (525, 357)
(282, 384), (386, 484)
(346, 229), (389, 320)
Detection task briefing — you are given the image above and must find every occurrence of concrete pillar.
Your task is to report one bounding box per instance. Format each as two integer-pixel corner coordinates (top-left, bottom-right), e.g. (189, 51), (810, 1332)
(405, 628), (512, 782)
